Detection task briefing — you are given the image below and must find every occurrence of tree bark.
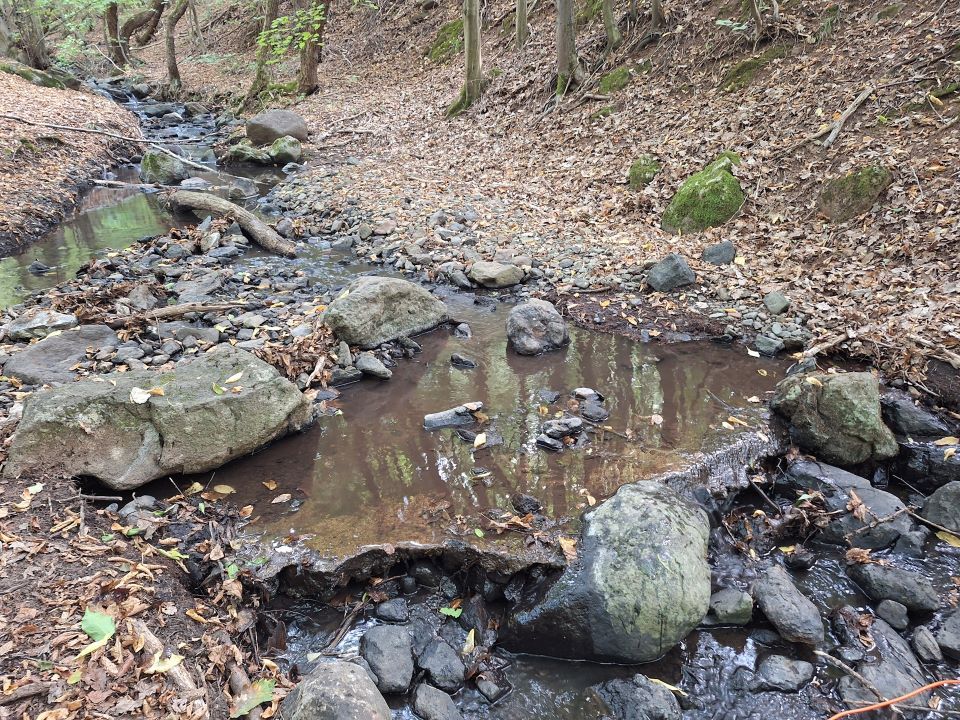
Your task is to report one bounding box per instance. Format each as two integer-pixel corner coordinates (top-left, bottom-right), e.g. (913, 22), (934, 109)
(134, 0), (167, 46)
(120, 3), (161, 59)
(297, 0), (326, 95)
(105, 3), (125, 65)
(555, 0), (582, 95)
(516, 0), (528, 47)
(10, 3), (50, 68)
(650, 0), (664, 29)
(463, 0), (481, 102)
(164, 0), (190, 93)
(747, 0), (763, 40)
(243, 0), (281, 110)
(601, 0), (622, 51)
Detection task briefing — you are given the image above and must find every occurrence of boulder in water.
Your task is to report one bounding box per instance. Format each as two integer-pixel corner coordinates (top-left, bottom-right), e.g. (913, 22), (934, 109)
(752, 564), (824, 645)
(592, 673), (682, 720)
(140, 150), (189, 185)
(281, 660), (390, 720)
(506, 299), (570, 355)
(923, 482), (960, 534)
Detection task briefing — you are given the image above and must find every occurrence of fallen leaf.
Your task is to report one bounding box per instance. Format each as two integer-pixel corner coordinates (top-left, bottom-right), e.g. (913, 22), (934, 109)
(936, 531), (960, 548)
(212, 485), (236, 495)
(649, 678), (688, 697)
(650, 414), (664, 426)
(225, 371), (244, 384)
(262, 480), (278, 490)
(747, 349), (760, 358)
(271, 494), (292, 504)
(229, 679), (275, 719)
(933, 436), (959, 446)
(146, 652), (184, 674)
(558, 536), (578, 562)
(473, 432), (487, 449)
(439, 607), (462, 618)
(462, 628), (476, 655)
(78, 609), (115, 658)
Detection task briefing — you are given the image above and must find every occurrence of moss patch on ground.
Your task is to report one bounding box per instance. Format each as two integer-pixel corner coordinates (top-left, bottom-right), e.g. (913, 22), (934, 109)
(818, 164), (892, 222)
(426, 19), (464, 62)
(576, 0), (603, 26)
(628, 155), (661, 188)
(719, 44), (788, 92)
(599, 66), (632, 94)
(661, 153), (744, 234)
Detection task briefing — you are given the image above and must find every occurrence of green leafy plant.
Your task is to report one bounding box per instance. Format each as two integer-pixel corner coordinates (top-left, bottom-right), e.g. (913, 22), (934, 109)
(257, 4), (327, 65)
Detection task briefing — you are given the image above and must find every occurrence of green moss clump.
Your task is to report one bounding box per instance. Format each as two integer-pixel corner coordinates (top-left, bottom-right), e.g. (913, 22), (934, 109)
(818, 164), (892, 223)
(719, 45), (787, 92)
(661, 153), (744, 234)
(590, 105), (615, 120)
(628, 155), (661, 188)
(576, 0), (603, 25)
(0, 60), (66, 89)
(426, 19), (464, 62)
(599, 66), (631, 94)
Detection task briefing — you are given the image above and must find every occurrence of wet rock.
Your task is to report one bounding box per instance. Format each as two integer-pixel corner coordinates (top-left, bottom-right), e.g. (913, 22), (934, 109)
(424, 402), (482, 430)
(881, 390), (951, 437)
(506, 482), (710, 663)
(4, 347), (311, 490)
(770, 372), (898, 466)
(267, 136), (302, 165)
(27, 261), (51, 275)
(763, 291), (790, 315)
(877, 599), (910, 631)
(4, 308), (77, 340)
(139, 150), (189, 185)
(535, 434), (564, 451)
(755, 655), (814, 692)
(376, 598), (409, 623)
(838, 618), (928, 709)
(541, 416), (583, 439)
(246, 109), (309, 145)
(754, 335), (784, 356)
(416, 639), (465, 692)
(702, 240), (736, 265)
(412, 683), (462, 720)
(752, 564), (824, 645)
(324, 276), (448, 349)
(936, 609), (960, 659)
(912, 626), (943, 663)
(593, 673), (682, 720)
(475, 677), (502, 702)
(784, 546), (817, 571)
(468, 261), (524, 288)
(847, 562), (938, 612)
(453, 323), (472, 338)
(450, 353), (476, 368)
(708, 588), (753, 625)
(360, 625), (414, 694)
(355, 353), (392, 380)
(411, 560), (442, 587)
(3, 325), (118, 385)
(646, 253), (695, 292)
(922, 481), (960, 533)
(895, 439), (960, 491)
(330, 366), (363, 385)
(281, 659), (390, 720)
(580, 399), (609, 422)
(512, 494), (543, 515)
(506, 299), (569, 355)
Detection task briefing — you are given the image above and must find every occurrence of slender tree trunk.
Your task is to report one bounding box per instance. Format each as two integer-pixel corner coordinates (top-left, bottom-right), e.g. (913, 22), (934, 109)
(120, 3), (160, 59)
(555, 0), (582, 95)
(105, 3), (125, 65)
(446, 0), (481, 115)
(628, 0), (637, 22)
(650, 0), (664, 29)
(297, 0), (325, 95)
(601, 0), (622, 51)
(747, 0), (762, 40)
(516, 0), (528, 48)
(243, 0), (281, 110)
(11, 3), (50, 68)
(164, 0), (190, 93)
(135, 0), (166, 46)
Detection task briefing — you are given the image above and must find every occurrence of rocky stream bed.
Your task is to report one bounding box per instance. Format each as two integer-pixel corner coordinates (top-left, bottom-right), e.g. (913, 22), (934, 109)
(1, 78), (959, 720)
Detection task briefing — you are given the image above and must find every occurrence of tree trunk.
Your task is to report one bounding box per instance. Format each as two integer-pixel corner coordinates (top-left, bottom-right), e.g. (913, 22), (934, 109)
(105, 3), (125, 65)
(10, 3), (50, 68)
(516, 0), (528, 48)
(601, 0), (622, 51)
(747, 0), (762, 40)
(120, 3), (161, 59)
(135, 0), (166, 46)
(243, 0), (281, 110)
(446, 0), (482, 116)
(297, 0), (325, 95)
(164, 0), (190, 93)
(555, 0), (582, 95)
(650, 0), (664, 29)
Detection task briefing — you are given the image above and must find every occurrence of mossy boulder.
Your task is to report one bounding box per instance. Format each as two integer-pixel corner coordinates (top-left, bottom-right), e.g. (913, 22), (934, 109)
(139, 150), (189, 184)
(267, 135), (302, 164)
(628, 155), (661, 188)
(599, 66), (631, 94)
(224, 140), (271, 165)
(426, 19), (463, 62)
(0, 59), (66, 89)
(661, 153), (744, 234)
(818, 164), (892, 222)
(719, 45), (788, 92)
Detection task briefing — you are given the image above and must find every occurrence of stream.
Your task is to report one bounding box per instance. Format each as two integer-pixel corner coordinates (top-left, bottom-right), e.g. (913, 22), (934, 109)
(4, 83), (959, 720)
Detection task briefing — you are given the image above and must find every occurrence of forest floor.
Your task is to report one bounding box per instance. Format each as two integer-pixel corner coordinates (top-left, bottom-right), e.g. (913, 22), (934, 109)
(136, 0), (960, 396)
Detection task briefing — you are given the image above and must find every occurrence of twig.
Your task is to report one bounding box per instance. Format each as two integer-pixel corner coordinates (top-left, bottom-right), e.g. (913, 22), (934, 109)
(77, 493), (124, 503)
(906, 507), (960, 536)
(106, 301), (251, 329)
(823, 84), (876, 148)
(814, 650), (898, 712)
(0, 682), (52, 706)
(748, 476), (781, 515)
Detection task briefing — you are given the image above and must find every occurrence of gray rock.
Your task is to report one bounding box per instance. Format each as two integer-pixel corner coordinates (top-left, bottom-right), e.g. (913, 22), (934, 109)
(453, 323), (472, 338)
(336, 340), (353, 368)
(375, 598), (409, 623)
(936, 609), (960, 659)
(4, 347), (311, 490)
(752, 564), (824, 645)
(360, 626), (413, 694)
(125, 284), (159, 311)
(412, 684), (462, 720)
(839, 619), (928, 710)
(877, 600), (910, 630)
(183, 101), (208, 117)
(355, 353), (392, 380)
(324, 277), (448, 349)
(709, 588), (753, 625)
(468, 261), (524, 288)
(541, 416), (583, 439)
(881, 390), (951, 438)
(593, 673), (682, 720)
(756, 655), (814, 692)
(701, 240), (736, 265)
(646, 253), (695, 292)
(267, 136), (302, 165)
(281, 660), (390, 720)
(763, 291), (791, 315)
(580, 399), (609, 422)
(3, 325), (118, 384)
(771, 372), (898, 466)
(417, 639), (465, 692)
(330, 367), (362, 386)
(912, 626), (943, 663)
(424, 402), (482, 430)
(922, 481), (960, 534)
(158, 321), (220, 345)
(754, 335), (785, 356)
(450, 353), (476, 369)
(4, 309), (77, 340)
(139, 150), (189, 185)
(506, 299), (569, 355)
(506, 482), (710, 663)
(895, 439), (960, 491)
(373, 219), (397, 236)
(174, 272), (225, 302)
(847, 563), (939, 612)
(246, 109), (308, 145)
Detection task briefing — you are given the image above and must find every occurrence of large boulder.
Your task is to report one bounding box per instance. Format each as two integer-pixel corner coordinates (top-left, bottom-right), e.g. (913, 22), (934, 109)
(819, 164), (892, 223)
(770, 372), (898, 466)
(2, 325), (118, 385)
(3, 308), (77, 340)
(281, 660), (390, 720)
(246, 109), (309, 145)
(467, 261), (524, 288)
(4, 346), (311, 490)
(847, 562), (939, 612)
(752, 564), (824, 645)
(323, 276), (448, 349)
(839, 619), (929, 709)
(923, 482), (960, 534)
(506, 299), (570, 355)
(359, 625), (413, 694)
(139, 150), (189, 185)
(881, 390), (951, 438)
(267, 135), (302, 164)
(661, 152), (744, 234)
(505, 482), (710, 663)
(646, 253), (695, 292)
(0, 59), (66, 89)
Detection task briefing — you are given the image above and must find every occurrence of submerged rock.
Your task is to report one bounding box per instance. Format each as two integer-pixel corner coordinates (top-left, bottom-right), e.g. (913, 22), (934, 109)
(770, 372), (898, 466)
(506, 299), (570, 355)
(281, 660), (390, 719)
(3, 324), (118, 385)
(324, 276), (448, 349)
(246, 109), (309, 145)
(506, 482), (710, 663)
(424, 402), (482, 430)
(752, 564), (824, 645)
(4, 346), (311, 490)
(593, 673), (681, 720)
(3, 308), (77, 340)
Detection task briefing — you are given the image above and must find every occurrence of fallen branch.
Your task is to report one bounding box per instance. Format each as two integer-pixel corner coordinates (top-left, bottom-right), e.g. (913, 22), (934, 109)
(169, 191), (297, 257)
(814, 650), (896, 712)
(802, 324), (878, 359)
(908, 333), (960, 370)
(823, 84), (875, 148)
(213, 631), (262, 720)
(0, 682), (52, 706)
(107, 301), (251, 329)
(826, 678), (960, 720)
(130, 619), (206, 702)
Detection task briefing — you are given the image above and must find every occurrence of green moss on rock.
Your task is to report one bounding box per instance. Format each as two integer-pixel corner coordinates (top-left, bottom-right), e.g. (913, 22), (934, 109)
(599, 66), (631, 94)
(818, 164), (892, 222)
(590, 105), (615, 121)
(426, 19), (464, 62)
(0, 60), (66, 89)
(628, 155), (660, 188)
(719, 44), (788, 92)
(661, 153), (744, 234)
